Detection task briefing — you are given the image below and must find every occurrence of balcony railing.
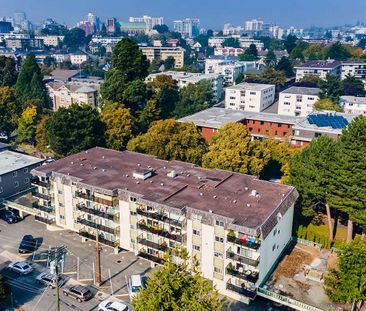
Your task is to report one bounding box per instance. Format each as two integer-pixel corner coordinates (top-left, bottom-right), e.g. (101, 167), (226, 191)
(76, 217), (119, 235)
(136, 236), (168, 252)
(76, 204), (117, 221)
(136, 208), (183, 228)
(226, 266), (259, 283)
(227, 235), (261, 250)
(32, 202), (53, 213)
(137, 222), (183, 243)
(33, 191), (52, 201)
(31, 179), (50, 188)
(226, 283), (257, 300)
(137, 251), (165, 265)
(35, 215), (55, 225)
(226, 251), (259, 267)
(75, 191), (118, 207)
(79, 231), (119, 248)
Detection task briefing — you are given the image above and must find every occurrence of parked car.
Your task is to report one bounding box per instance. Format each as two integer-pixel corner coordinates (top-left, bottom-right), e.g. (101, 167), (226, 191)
(0, 209), (21, 224)
(63, 285), (93, 302)
(18, 235), (36, 253)
(7, 261), (33, 275)
(98, 300), (129, 311)
(36, 272), (67, 289)
(128, 274), (143, 300)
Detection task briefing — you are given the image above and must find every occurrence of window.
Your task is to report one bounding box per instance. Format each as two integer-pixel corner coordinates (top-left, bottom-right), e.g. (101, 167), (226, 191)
(130, 196), (137, 202)
(60, 215), (65, 220)
(275, 130), (278, 135)
(272, 244), (276, 251)
(215, 236), (224, 243)
(214, 267), (222, 274)
(215, 220), (224, 227)
(0, 187), (3, 193)
(193, 244), (201, 251)
(24, 178), (29, 184)
(250, 91), (256, 95)
(193, 229), (201, 236)
(278, 123), (282, 128)
(214, 252), (223, 259)
(13, 171), (17, 177)
(315, 132), (322, 138)
(23, 168), (28, 173)
(260, 121), (264, 125)
(58, 190), (63, 194)
(130, 211), (137, 216)
(273, 228), (277, 236)
(14, 181), (19, 188)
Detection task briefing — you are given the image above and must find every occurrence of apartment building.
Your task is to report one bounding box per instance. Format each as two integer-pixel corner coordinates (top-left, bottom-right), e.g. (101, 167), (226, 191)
(3, 147), (298, 304)
(120, 22), (147, 35)
(47, 82), (99, 111)
(340, 96), (366, 115)
(70, 52), (89, 65)
(244, 19), (264, 32)
(341, 61), (366, 80)
(140, 46), (185, 68)
(128, 16), (164, 31)
(208, 37), (264, 50)
(278, 87), (320, 117)
(214, 47), (244, 57)
(35, 35), (64, 47)
(173, 18), (200, 38)
(145, 71), (224, 101)
(294, 60), (342, 81)
(0, 150), (43, 199)
(225, 83), (275, 112)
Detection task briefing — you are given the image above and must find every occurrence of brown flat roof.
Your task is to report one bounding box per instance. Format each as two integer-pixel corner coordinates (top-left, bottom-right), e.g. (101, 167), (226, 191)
(34, 147), (297, 231)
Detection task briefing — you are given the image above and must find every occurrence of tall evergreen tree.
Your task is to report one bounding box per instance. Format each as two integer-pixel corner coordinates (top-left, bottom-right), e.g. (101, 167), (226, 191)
(329, 116), (366, 242)
(0, 56), (18, 87)
(319, 73), (343, 103)
(0, 87), (22, 139)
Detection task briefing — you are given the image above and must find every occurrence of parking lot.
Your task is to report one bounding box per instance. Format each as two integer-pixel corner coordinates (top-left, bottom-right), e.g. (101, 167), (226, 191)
(0, 215), (152, 310)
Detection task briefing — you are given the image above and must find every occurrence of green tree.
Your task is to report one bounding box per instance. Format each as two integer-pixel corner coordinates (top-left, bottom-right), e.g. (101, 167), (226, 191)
(324, 42), (352, 61)
(289, 136), (337, 241)
(0, 56), (18, 87)
(275, 56), (294, 77)
(138, 99), (161, 133)
(319, 73), (343, 102)
(100, 103), (134, 150)
(0, 87), (21, 138)
(122, 80), (148, 113)
(342, 75), (366, 96)
(245, 68), (287, 88)
(132, 249), (224, 311)
(313, 99), (342, 112)
(36, 115), (49, 151)
(329, 116), (366, 242)
(222, 38), (240, 48)
(63, 28), (86, 50)
(16, 105), (39, 144)
(289, 41), (309, 61)
(153, 24), (169, 34)
(127, 119), (207, 165)
(298, 74), (322, 87)
(163, 56), (176, 70)
(357, 38), (366, 50)
(264, 50), (277, 67)
(14, 55), (49, 107)
(100, 38), (149, 103)
(284, 34), (298, 53)
(324, 237), (366, 305)
(202, 123), (271, 176)
(239, 44), (258, 61)
(46, 104), (105, 157)
(173, 80), (214, 118)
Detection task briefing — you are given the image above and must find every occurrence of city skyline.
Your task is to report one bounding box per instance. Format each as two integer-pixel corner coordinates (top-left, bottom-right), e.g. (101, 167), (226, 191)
(1, 0), (366, 29)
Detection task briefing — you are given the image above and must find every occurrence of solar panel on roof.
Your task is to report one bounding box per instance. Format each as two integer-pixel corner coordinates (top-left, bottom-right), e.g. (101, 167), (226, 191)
(308, 114), (349, 129)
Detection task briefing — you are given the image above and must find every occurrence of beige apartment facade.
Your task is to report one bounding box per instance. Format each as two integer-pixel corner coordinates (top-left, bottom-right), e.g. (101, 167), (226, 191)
(140, 46), (185, 68)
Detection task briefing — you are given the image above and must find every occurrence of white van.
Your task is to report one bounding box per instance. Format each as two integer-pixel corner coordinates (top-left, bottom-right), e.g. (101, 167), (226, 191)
(129, 274), (143, 300)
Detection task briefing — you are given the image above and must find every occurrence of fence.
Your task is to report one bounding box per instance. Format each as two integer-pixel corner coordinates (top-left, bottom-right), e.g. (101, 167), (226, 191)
(258, 288), (324, 311)
(292, 237), (323, 249)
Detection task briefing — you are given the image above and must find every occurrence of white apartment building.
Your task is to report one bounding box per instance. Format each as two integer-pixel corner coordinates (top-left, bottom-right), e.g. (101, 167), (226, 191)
(214, 47), (244, 57)
(140, 46), (185, 68)
(225, 82), (275, 112)
(129, 16), (164, 31)
(145, 71), (224, 101)
(341, 61), (366, 80)
(70, 52), (89, 65)
(91, 36), (123, 45)
(340, 96), (366, 115)
(173, 18), (200, 38)
(5, 147), (298, 305)
(294, 60), (342, 81)
(35, 35), (64, 47)
(278, 87), (320, 117)
(223, 24), (244, 36)
(208, 37), (264, 51)
(244, 19), (264, 32)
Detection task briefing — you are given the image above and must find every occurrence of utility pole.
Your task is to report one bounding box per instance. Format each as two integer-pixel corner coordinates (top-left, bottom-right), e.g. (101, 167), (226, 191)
(95, 230), (101, 287)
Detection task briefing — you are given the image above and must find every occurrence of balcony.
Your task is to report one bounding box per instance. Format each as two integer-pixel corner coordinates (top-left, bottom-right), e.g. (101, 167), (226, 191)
(226, 251), (259, 267)
(79, 231), (119, 248)
(76, 217), (119, 235)
(136, 208), (183, 228)
(226, 264), (259, 284)
(75, 191), (118, 207)
(32, 202), (53, 213)
(227, 233), (261, 250)
(138, 251), (165, 265)
(31, 178), (50, 188)
(226, 282), (257, 300)
(76, 204), (117, 221)
(137, 221), (183, 243)
(32, 191), (52, 201)
(35, 215), (55, 225)
(136, 236), (168, 252)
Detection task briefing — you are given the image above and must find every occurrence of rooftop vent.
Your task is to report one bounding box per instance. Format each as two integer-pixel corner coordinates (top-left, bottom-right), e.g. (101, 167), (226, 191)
(245, 187), (249, 190)
(200, 192), (203, 196)
(213, 195), (217, 199)
(71, 161), (74, 165)
(93, 167), (97, 170)
(133, 168), (153, 180)
(233, 200), (237, 203)
(246, 203), (251, 207)
(250, 189), (257, 197)
(102, 169), (105, 172)
(209, 209), (213, 213)
(163, 166), (167, 169)
(102, 156), (105, 159)
(85, 151), (88, 154)
(161, 183), (164, 186)
(167, 170), (177, 178)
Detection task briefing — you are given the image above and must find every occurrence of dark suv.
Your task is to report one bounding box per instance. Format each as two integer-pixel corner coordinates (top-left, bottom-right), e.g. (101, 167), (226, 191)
(18, 235), (37, 253)
(63, 285), (93, 302)
(0, 209), (21, 224)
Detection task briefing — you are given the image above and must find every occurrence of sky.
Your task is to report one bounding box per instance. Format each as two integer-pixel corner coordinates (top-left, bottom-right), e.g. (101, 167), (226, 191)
(1, 0), (366, 29)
